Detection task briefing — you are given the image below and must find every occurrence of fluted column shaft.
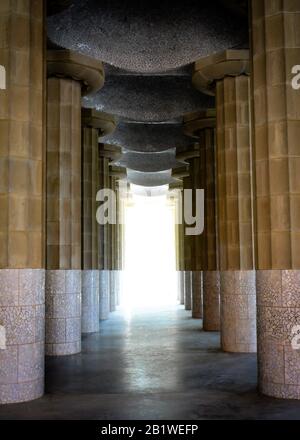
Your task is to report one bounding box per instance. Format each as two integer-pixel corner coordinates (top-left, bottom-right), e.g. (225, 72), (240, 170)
(175, 194), (185, 305)
(190, 156), (203, 319)
(183, 170), (193, 311)
(251, 0), (300, 399)
(99, 155), (111, 319)
(47, 78), (82, 270)
(81, 122), (100, 334)
(0, 0), (45, 405)
(194, 50), (257, 352)
(46, 51), (104, 356)
(82, 126), (99, 270)
(198, 119), (220, 331)
(46, 77), (82, 355)
(216, 73), (256, 353)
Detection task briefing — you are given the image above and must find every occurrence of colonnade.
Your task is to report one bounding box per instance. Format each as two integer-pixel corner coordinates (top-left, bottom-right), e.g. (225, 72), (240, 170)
(0, 2), (121, 403)
(0, 0), (300, 405)
(175, 0), (300, 400)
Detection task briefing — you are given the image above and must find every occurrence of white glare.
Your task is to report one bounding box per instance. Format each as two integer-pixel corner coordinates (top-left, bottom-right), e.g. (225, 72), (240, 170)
(121, 190), (178, 312)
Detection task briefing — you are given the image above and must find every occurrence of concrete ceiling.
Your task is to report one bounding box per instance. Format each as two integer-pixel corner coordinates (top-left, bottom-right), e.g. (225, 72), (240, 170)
(83, 73), (214, 123)
(47, 0), (249, 187)
(47, 0), (248, 73)
(112, 148), (186, 173)
(101, 121), (193, 153)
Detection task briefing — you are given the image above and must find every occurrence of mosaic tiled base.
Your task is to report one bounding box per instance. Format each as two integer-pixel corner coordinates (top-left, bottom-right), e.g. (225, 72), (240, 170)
(45, 270), (81, 356)
(99, 270), (110, 320)
(184, 271), (192, 311)
(220, 270), (257, 353)
(178, 271), (185, 305)
(203, 271), (220, 331)
(82, 270), (100, 334)
(257, 270), (300, 400)
(114, 270), (122, 308)
(109, 271), (116, 312)
(0, 269), (45, 404)
(192, 271), (203, 319)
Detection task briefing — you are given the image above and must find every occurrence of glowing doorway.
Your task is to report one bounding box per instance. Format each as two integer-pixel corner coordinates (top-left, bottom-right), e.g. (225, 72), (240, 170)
(121, 186), (178, 311)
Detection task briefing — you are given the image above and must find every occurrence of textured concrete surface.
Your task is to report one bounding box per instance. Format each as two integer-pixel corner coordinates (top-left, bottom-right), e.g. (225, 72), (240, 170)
(0, 269), (45, 404)
(83, 75), (214, 122)
(1, 307), (300, 419)
(102, 122), (192, 153)
(45, 270), (82, 356)
(112, 148), (186, 173)
(47, 0), (247, 73)
(257, 270), (300, 400)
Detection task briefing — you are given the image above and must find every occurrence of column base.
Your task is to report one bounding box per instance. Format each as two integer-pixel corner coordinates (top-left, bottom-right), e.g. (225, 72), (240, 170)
(220, 270), (257, 353)
(115, 270), (122, 307)
(257, 270), (300, 400)
(192, 271), (203, 319)
(184, 271), (192, 311)
(179, 271), (185, 305)
(99, 270), (110, 320)
(110, 270), (116, 312)
(45, 270), (81, 356)
(0, 269), (45, 404)
(82, 270), (100, 334)
(203, 271), (220, 331)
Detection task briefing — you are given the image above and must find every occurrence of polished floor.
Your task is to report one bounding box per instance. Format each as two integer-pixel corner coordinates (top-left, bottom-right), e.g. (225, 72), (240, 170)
(1, 306), (300, 420)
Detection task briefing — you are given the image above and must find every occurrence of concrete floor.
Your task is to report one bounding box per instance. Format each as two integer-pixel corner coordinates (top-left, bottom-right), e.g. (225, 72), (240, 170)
(1, 306), (300, 420)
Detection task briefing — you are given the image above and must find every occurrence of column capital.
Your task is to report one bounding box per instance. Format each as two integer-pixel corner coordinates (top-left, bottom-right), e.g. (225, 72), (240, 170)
(192, 49), (250, 95)
(47, 49), (105, 95)
(183, 109), (216, 138)
(172, 168), (190, 180)
(176, 144), (200, 161)
(100, 144), (122, 160)
(109, 166), (127, 179)
(82, 108), (117, 136)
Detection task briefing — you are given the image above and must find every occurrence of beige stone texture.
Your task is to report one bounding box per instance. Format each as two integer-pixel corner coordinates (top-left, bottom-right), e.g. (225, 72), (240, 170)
(252, 0), (300, 271)
(46, 78), (82, 270)
(252, 1), (300, 399)
(0, 0), (45, 269)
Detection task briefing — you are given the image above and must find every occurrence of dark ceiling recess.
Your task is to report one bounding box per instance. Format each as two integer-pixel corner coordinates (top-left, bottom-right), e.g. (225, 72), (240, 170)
(220, 0), (248, 16)
(47, 0), (72, 16)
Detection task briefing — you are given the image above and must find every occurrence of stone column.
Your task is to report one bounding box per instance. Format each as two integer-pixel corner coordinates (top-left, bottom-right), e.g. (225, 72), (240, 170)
(108, 173), (121, 313)
(81, 110), (116, 333)
(192, 271), (203, 319)
(184, 111), (220, 331)
(179, 221), (185, 306)
(175, 191), (185, 305)
(184, 271), (192, 311)
(82, 111), (99, 334)
(175, 201), (180, 303)
(0, 0), (45, 404)
(251, 1), (300, 399)
(194, 50), (256, 352)
(190, 153), (203, 319)
(183, 170), (193, 311)
(109, 176), (116, 312)
(46, 51), (104, 355)
(114, 178), (122, 307)
(98, 152), (111, 320)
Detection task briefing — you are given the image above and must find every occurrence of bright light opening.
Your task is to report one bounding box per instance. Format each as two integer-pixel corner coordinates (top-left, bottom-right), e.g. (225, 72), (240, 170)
(120, 186), (178, 312)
